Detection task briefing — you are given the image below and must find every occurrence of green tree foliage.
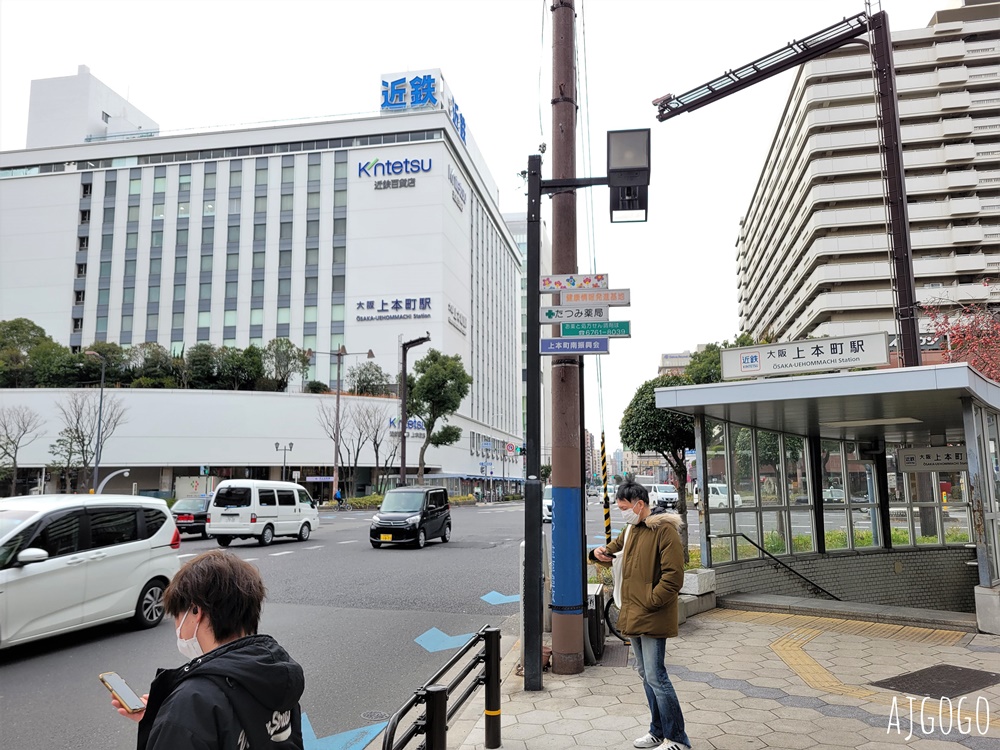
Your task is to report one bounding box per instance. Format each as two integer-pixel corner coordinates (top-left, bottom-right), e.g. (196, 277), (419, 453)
(346, 360), (392, 396)
(217, 345), (265, 390)
(304, 380), (330, 394)
(685, 332), (755, 384)
(406, 349), (473, 482)
(185, 343), (219, 389)
(541, 464), (552, 483)
(25, 341), (79, 387)
(620, 374), (695, 560)
(0, 318), (51, 354)
(129, 342), (177, 387)
(263, 338), (310, 392)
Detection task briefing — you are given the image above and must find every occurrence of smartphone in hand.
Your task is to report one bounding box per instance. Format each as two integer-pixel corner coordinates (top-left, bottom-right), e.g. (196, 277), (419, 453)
(99, 671), (146, 714)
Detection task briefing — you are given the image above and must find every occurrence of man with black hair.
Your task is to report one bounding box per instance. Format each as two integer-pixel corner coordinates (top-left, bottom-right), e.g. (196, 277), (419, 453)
(111, 550), (305, 749)
(590, 480), (690, 750)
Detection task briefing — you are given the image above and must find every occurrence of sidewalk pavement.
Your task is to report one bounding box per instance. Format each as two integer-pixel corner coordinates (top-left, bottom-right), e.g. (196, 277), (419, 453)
(453, 609), (1000, 750)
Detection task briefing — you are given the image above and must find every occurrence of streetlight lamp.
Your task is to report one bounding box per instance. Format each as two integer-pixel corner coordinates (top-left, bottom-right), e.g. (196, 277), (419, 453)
(85, 350), (107, 493)
(523, 128), (651, 688)
(330, 346), (375, 500)
(275, 442), (293, 482)
(398, 332), (431, 487)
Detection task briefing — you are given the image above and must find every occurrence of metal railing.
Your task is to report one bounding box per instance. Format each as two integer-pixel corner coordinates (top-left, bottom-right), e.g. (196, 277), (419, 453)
(710, 533), (841, 601)
(382, 626), (501, 750)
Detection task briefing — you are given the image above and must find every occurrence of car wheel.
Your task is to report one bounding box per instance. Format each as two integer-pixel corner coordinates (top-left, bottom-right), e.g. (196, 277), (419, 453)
(217, 535), (232, 547)
(258, 525), (274, 546)
(370, 540), (382, 549)
(201, 530), (212, 539)
(133, 579), (166, 629)
(414, 529), (426, 549)
(441, 523), (451, 543)
(298, 523), (311, 542)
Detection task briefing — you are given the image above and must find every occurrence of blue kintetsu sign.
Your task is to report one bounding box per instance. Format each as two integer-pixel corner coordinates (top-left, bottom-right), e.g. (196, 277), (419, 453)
(380, 72), (467, 144)
(540, 337), (610, 355)
(740, 352), (761, 372)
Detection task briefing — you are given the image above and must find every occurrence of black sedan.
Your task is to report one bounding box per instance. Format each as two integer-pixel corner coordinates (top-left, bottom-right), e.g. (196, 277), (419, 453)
(171, 495), (213, 538)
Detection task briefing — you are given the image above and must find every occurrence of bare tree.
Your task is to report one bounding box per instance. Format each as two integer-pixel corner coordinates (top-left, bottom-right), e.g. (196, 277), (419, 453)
(0, 404), (44, 495)
(48, 431), (81, 493)
(355, 400), (396, 493)
(317, 399), (372, 498)
(55, 390), (128, 490)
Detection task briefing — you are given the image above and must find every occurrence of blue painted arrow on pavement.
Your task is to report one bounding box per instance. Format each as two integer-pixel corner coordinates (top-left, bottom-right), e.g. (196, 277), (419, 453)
(415, 627), (476, 652)
(481, 590), (520, 605)
(302, 713), (387, 750)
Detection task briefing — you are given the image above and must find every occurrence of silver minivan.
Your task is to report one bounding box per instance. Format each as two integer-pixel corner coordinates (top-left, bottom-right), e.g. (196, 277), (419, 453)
(206, 480), (319, 547)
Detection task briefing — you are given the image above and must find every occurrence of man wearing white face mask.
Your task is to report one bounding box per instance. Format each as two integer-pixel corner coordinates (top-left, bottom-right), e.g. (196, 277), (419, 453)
(110, 550), (305, 749)
(590, 481), (689, 750)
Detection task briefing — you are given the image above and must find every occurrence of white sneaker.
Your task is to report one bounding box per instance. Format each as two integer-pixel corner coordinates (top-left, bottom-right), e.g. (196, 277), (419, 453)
(633, 734), (663, 749)
(662, 743), (691, 750)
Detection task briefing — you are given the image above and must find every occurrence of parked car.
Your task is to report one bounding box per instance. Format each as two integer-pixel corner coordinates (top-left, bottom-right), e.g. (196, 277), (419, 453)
(0, 494), (180, 650)
(170, 495), (213, 538)
(649, 484), (679, 510)
(206, 480), (319, 547)
(706, 483), (743, 509)
(542, 485), (553, 523)
(370, 486), (451, 548)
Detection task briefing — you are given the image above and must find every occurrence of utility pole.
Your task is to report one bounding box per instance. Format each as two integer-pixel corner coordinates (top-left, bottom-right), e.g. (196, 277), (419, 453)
(549, 0), (584, 675)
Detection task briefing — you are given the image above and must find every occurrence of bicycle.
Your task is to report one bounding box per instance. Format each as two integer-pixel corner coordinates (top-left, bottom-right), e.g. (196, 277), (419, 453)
(334, 500), (354, 511)
(604, 597), (628, 644)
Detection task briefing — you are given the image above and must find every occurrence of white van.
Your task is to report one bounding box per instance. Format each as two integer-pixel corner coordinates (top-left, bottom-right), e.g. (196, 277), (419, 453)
(206, 480), (319, 547)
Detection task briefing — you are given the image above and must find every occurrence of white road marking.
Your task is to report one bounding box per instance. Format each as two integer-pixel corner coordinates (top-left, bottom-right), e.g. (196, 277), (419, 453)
(305, 545), (324, 549)
(338, 540), (359, 544)
(269, 551), (294, 556)
(243, 558), (259, 561)
(178, 553), (197, 559)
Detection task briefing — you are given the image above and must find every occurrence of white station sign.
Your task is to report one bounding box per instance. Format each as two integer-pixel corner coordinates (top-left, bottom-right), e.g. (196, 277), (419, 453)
(896, 447), (968, 473)
(721, 332), (890, 380)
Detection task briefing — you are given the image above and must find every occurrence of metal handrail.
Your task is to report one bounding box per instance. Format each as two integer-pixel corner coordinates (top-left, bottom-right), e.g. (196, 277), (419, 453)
(382, 626), (501, 750)
(710, 533), (841, 601)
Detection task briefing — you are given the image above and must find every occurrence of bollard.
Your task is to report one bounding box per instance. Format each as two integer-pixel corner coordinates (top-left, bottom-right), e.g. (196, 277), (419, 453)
(424, 685), (448, 750)
(484, 627), (501, 749)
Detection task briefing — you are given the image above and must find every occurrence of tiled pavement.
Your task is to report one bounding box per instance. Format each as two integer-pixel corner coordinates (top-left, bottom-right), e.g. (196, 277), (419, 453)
(453, 609), (1000, 750)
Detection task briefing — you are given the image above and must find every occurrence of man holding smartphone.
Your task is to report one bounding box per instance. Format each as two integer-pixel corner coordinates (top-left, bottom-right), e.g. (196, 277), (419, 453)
(110, 550), (305, 749)
(590, 480), (690, 750)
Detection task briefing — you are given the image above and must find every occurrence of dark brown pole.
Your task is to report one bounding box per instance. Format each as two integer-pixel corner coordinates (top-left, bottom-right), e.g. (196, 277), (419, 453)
(549, 0), (584, 675)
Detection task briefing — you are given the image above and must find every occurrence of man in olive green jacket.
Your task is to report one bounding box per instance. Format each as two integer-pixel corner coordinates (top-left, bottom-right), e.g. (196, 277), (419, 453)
(591, 481), (690, 750)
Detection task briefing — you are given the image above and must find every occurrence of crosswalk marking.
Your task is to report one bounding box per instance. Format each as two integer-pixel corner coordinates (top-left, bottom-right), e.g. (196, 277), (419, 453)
(338, 540), (358, 544)
(304, 545), (324, 549)
(269, 551), (294, 556)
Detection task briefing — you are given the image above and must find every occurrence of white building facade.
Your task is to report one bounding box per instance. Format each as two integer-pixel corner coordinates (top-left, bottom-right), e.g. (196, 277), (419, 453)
(0, 67), (523, 488)
(738, 4), (1000, 346)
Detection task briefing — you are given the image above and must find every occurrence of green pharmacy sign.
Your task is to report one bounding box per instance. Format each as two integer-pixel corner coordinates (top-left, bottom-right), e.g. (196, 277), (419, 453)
(560, 321), (631, 338)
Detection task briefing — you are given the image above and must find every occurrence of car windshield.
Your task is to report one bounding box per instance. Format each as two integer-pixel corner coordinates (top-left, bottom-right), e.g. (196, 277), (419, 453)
(173, 497), (207, 512)
(381, 491), (425, 513)
(0, 510), (35, 540)
(214, 487), (252, 507)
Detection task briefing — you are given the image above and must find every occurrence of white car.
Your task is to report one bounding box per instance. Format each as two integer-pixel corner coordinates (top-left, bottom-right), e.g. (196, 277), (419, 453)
(706, 483), (743, 509)
(207, 479), (319, 546)
(649, 484), (679, 509)
(0, 495), (180, 650)
(542, 485), (553, 523)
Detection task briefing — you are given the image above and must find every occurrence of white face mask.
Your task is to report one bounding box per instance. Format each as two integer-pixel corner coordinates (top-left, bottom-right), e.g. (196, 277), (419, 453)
(176, 610), (204, 660)
(619, 501), (641, 526)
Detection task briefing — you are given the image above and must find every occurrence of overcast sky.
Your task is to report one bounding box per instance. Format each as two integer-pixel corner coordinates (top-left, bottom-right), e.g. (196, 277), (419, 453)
(0, 0), (957, 453)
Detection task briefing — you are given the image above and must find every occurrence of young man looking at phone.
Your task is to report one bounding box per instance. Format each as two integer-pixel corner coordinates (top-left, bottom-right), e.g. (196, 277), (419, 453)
(110, 550), (305, 749)
(590, 480), (690, 750)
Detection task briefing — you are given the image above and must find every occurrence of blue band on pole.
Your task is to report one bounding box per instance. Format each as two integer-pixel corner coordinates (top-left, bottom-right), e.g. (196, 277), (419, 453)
(550, 485), (583, 614)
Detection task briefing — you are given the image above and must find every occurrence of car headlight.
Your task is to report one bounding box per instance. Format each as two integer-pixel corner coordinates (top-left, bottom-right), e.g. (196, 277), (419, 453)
(371, 514), (380, 523)
(406, 514), (421, 526)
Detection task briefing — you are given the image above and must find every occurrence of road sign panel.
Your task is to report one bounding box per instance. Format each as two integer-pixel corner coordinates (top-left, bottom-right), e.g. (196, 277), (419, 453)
(559, 289), (630, 307)
(561, 321), (631, 338)
(540, 273), (608, 292)
(481, 440), (493, 450)
(506, 442), (516, 454)
(540, 337), (610, 355)
(540, 305), (609, 323)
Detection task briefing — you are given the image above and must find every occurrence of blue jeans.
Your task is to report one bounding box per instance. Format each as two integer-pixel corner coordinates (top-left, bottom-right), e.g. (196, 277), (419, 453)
(631, 634), (690, 747)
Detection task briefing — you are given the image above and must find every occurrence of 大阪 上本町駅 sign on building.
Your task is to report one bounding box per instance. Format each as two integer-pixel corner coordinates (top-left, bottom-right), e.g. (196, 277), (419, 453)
(721, 332), (890, 380)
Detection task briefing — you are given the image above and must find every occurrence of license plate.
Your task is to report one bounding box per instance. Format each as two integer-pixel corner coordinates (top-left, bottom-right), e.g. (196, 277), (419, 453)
(380, 533), (392, 541)
(222, 516), (238, 524)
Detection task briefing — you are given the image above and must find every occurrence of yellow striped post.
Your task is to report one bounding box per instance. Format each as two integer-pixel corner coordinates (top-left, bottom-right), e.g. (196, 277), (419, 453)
(601, 432), (611, 544)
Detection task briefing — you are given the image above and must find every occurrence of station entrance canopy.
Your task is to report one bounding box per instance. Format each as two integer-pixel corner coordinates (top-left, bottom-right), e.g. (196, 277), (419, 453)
(653, 362), (1000, 634)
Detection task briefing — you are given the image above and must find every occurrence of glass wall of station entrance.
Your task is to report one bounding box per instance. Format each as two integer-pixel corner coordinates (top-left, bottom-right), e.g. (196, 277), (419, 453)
(699, 420), (974, 567)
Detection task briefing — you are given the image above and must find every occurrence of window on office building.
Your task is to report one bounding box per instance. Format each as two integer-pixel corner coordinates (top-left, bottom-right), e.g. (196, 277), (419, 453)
(306, 220), (318, 239)
(204, 173), (216, 190)
(177, 228), (189, 246)
(202, 227), (213, 245)
(146, 313), (158, 330)
(104, 207), (115, 223)
(179, 173), (191, 192)
(253, 223), (265, 241)
(278, 278), (291, 296)
(230, 170), (242, 188)
(224, 310), (237, 326)
(304, 306), (317, 323)
(126, 232), (138, 250)
(227, 226), (240, 243)
(175, 256), (187, 275)
(153, 176), (166, 193)
(333, 275), (345, 292)
(329, 333), (344, 352)
(198, 311), (211, 328)
(334, 246), (346, 264)
(305, 248), (318, 266)
(250, 308), (264, 325)
(304, 277), (318, 295)
(129, 178), (141, 195)
(334, 189), (347, 207)
(255, 168), (267, 186)
(281, 194), (294, 212)
(127, 205), (140, 222)
(334, 162), (347, 179)
(81, 209), (91, 224)
(226, 254), (239, 271)
(96, 316), (108, 333)
(334, 218), (346, 235)
(281, 166), (294, 183)
(98, 289), (110, 305)
(149, 258), (161, 276)
(279, 222), (292, 240)
(308, 164), (321, 181)
(254, 196), (267, 213)
(225, 281), (238, 298)
(102, 234), (113, 251)
(332, 304), (345, 322)
(124, 259), (136, 276)
(279, 250), (291, 268)
(77, 263), (87, 278)
(200, 283), (211, 300)
(307, 191), (320, 210)
(148, 286), (160, 303)
(178, 202), (190, 218)
(151, 231), (163, 248)
(152, 204), (165, 220)
(122, 287), (134, 304)
(251, 280), (264, 297)
(228, 197), (240, 215)
(277, 307), (290, 324)
(201, 255), (213, 272)
(174, 285), (186, 301)
(172, 312), (184, 328)
(121, 315), (132, 332)
(203, 200), (216, 217)
(252, 251), (265, 269)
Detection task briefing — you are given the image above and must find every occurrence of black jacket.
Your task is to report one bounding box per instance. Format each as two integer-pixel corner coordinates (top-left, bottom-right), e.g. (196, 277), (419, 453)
(137, 634), (304, 750)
